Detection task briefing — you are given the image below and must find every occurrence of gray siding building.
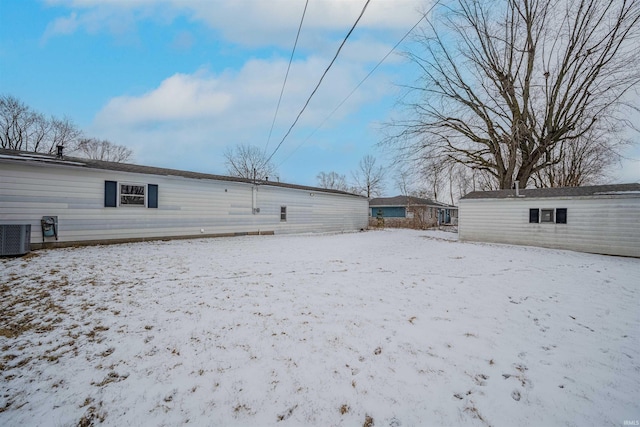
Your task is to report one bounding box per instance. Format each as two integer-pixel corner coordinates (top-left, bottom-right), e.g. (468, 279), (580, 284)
(369, 196), (458, 228)
(0, 149), (368, 249)
(458, 184), (640, 257)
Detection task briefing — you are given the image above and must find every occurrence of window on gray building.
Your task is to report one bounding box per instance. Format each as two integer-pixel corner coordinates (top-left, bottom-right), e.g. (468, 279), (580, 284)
(104, 181), (158, 208)
(556, 208), (567, 224)
(529, 208), (567, 224)
(540, 209), (554, 223)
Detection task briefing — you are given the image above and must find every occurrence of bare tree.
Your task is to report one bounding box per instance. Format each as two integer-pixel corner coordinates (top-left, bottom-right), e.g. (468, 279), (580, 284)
(394, 166), (413, 197)
(316, 171), (349, 191)
(0, 95), (135, 162)
(393, 154), (495, 203)
(48, 116), (82, 154)
(1, 95), (38, 151)
(351, 155), (386, 198)
(529, 121), (625, 186)
(1, 95), (82, 154)
(420, 156), (447, 201)
(76, 138), (133, 163)
(385, 0), (640, 189)
(224, 144), (278, 180)
(30, 113), (51, 153)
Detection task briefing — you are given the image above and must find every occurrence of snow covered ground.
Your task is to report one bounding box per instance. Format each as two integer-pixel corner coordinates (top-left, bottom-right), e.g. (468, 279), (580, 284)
(1, 229), (638, 426)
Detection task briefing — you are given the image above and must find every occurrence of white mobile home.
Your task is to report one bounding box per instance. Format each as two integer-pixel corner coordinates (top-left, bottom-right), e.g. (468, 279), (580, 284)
(458, 184), (640, 257)
(0, 149), (368, 251)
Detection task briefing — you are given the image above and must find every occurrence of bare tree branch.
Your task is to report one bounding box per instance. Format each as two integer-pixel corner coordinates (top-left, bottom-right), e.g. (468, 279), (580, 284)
(224, 144), (279, 181)
(1, 95), (134, 162)
(383, 0), (640, 189)
(316, 171), (349, 191)
(76, 138), (133, 163)
(351, 155), (386, 198)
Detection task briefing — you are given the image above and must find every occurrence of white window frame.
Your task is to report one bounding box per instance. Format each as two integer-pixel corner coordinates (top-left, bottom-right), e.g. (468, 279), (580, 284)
(119, 182), (147, 207)
(540, 208), (555, 223)
(280, 206), (287, 222)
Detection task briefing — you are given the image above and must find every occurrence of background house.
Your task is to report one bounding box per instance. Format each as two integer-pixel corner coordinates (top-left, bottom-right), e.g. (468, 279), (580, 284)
(369, 195), (458, 229)
(0, 149), (368, 251)
(458, 183), (640, 257)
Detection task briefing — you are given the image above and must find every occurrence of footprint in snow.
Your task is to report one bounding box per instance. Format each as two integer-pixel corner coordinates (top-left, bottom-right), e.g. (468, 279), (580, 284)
(473, 374), (489, 386)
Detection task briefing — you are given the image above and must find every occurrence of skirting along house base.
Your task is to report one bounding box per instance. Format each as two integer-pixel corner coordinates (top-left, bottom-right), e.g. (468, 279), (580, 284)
(0, 149), (369, 251)
(458, 184), (640, 257)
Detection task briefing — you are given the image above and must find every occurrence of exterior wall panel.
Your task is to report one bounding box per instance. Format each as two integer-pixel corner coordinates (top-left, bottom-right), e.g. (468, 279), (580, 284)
(0, 160), (368, 247)
(459, 196), (640, 257)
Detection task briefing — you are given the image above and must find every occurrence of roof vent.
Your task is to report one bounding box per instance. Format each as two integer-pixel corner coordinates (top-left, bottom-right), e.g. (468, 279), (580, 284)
(56, 145), (64, 159)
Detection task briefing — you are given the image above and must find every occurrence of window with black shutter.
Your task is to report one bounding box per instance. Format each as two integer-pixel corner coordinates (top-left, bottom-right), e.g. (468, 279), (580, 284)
(105, 181), (158, 208)
(148, 184), (158, 209)
(556, 208), (567, 224)
(105, 181), (117, 207)
(529, 207), (567, 224)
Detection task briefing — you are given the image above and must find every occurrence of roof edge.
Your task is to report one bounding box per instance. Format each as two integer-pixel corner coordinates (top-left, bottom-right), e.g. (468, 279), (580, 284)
(0, 148), (365, 198)
(460, 183), (640, 200)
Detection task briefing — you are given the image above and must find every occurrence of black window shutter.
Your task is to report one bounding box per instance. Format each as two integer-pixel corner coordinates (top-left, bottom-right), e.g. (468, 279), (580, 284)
(105, 181), (117, 207)
(148, 184), (158, 208)
(556, 208), (567, 224)
(529, 208), (539, 223)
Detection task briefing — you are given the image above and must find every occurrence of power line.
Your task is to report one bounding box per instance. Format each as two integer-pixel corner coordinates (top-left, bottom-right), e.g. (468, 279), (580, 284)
(277, 1), (441, 167)
(266, 0), (372, 164)
(264, 0), (309, 155)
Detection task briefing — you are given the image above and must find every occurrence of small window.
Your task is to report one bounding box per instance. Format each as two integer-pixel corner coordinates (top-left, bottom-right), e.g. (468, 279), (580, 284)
(105, 180), (117, 207)
(280, 206), (287, 221)
(540, 209), (554, 223)
(120, 183), (146, 206)
(556, 208), (567, 224)
(529, 208), (539, 223)
(148, 184), (158, 209)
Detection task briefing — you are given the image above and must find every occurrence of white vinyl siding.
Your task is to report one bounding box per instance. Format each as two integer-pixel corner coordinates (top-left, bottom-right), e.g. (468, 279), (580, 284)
(0, 160), (368, 246)
(459, 196), (640, 257)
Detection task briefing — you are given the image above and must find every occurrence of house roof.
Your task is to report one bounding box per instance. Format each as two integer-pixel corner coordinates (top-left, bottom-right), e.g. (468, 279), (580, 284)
(0, 148), (363, 198)
(461, 183), (640, 200)
(369, 195), (456, 208)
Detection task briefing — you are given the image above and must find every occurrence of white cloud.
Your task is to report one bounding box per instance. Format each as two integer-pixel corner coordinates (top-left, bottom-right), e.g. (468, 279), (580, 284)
(91, 56), (394, 175)
(42, 0), (428, 48)
(43, 0), (421, 179)
(97, 72), (232, 124)
(42, 11), (79, 39)
(185, 0), (426, 47)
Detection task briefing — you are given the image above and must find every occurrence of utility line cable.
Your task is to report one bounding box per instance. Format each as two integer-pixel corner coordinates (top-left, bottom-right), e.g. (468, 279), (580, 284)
(264, 0), (309, 155)
(266, 0), (371, 164)
(277, 10), (431, 166)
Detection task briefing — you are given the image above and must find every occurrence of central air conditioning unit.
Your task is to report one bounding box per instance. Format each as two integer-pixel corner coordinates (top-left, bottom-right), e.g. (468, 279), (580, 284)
(0, 224), (31, 256)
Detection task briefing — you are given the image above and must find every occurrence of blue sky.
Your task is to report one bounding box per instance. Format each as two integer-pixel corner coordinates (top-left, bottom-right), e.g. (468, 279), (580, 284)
(1, 0), (638, 195)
